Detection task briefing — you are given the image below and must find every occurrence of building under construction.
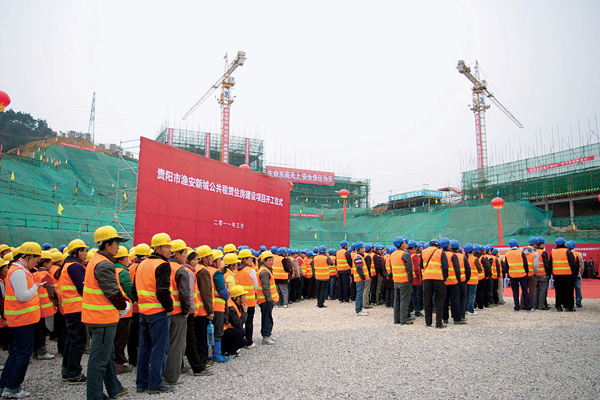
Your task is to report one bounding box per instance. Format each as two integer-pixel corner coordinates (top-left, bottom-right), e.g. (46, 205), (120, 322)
(290, 176), (370, 209)
(155, 127), (264, 171)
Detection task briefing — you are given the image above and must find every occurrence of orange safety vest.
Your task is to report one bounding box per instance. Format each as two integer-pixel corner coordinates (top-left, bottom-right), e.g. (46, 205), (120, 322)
(384, 254), (392, 275)
(336, 249), (350, 272)
(272, 256), (288, 280)
(169, 261), (183, 315)
(456, 252), (466, 282)
(466, 254), (479, 285)
(303, 257), (313, 279)
(128, 260), (141, 313)
(351, 254), (370, 282)
(115, 266), (133, 318)
(314, 255), (330, 281)
(194, 264), (210, 317)
(525, 252), (535, 276)
(48, 265), (60, 284)
(390, 249), (409, 283)
(505, 249), (526, 278)
(223, 268), (238, 290)
(536, 249), (546, 276)
(329, 256), (338, 277)
(236, 266), (257, 307)
(422, 247), (444, 281)
(573, 251), (582, 269)
(57, 261), (84, 315)
(136, 257), (168, 315)
(33, 270), (57, 318)
(551, 248), (571, 276)
(490, 255), (498, 279)
(257, 266), (279, 304)
(366, 254), (377, 277)
(5, 264), (41, 327)
(82, 253), (119, 325)
(224, 298), (241, 330)
(445, 251), (458, 285)
(207, 266), (226, 313)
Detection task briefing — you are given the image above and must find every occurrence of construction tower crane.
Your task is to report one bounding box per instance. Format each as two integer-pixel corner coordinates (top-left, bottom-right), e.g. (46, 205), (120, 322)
(183, 51), (247, 163)
(457, 60), (523, 183)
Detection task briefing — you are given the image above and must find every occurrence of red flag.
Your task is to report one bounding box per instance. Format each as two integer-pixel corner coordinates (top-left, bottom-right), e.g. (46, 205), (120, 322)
(53, 182), (57, 191)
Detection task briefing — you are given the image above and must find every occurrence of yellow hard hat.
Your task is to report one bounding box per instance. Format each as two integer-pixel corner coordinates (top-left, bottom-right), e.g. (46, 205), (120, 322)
(61, 253), (69, 262)
(224, 253), (239, 266)
(135, 243), (152, 256)
(12, 247), (20, 257)
(260, 251), (274, 261)
(1, 261), (8, 268)
(3, 253), (14, 263)
(51, 252), (63, 263)
(115, 246), (129, 259)
(67, 239), (88, 254)
(223, 243), (236, 254)
(85, 249), (97, 263)
(62, 247), (68, 255)
(0, 244), (9, 253)
(211, 249), (223, 259)
(94, 225), (126, 243)
(19, 242), (42, 256)
(40, 251), (52, 261)
(229, 285), (247, 298)
(238, 249), (253, 259)
(151, 233), (172, 248)
(196, 245), (212, 259)
(50, 248), (59, 253)
(171, 239), (187, 252)
(128, 252), (136, 262)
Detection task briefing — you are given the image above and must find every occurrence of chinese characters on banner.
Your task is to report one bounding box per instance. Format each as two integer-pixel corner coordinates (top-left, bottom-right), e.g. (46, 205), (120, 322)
(290, 213), (322, 218)
(205, 133), (211, 158)
(222, 106), (230, 163)
(244, 137), (250, 165)
(58, 142), (98, 153)
(265, 165), (335, 186)
(135, 138), (290, 249)
(527, 156), (595, 173)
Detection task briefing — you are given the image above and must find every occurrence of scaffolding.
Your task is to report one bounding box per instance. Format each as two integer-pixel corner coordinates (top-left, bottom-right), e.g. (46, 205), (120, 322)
(156, 128), (264, 171)
(290, 176), (370, 209)
(462, 142), (600, 203)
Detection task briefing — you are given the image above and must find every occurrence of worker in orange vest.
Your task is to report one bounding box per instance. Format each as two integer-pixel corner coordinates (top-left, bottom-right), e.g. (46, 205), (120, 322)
(302, 251), (315, 299)
(192, 246), (215, 376)
(442, 239), (465, 325)
(0, 242), (43, 398)
(222, 285), (248, 357)
(464, 244), (479, 314)
(237, 249), (258, 349)
(131, 233), (175, 395)
(127, 243), (151, 367)
(312, 246), (333, 308)
(421, 239), (449, 328)
(272, 248), (292, 307)
(113, 246), (134, 375)
(503, 239), (531, 311)
(32, 251), (58, 360)
(82, 226), (129, 400)
(207, 249), (230, 362)
(549, 237), (578, 312)
(568, 241), (583, 308)
(257, 251), (279, 344)
(390, 236), (413, 325)
(352, 242), (370, 316)
(453, 241), (470, 321)
(533, 237), (551, 310)
(336, 241), (352, 303)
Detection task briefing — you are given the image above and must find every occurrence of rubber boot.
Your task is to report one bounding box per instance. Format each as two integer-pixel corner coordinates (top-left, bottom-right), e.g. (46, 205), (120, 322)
(211, 342), (230, 363)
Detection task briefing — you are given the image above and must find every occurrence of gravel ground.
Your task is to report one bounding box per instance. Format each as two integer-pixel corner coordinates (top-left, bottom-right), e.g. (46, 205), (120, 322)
(10, 297), (600, 400)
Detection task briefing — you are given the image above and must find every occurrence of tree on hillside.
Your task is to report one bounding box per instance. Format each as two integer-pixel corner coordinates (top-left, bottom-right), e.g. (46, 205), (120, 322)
(0, 109), (55, 151)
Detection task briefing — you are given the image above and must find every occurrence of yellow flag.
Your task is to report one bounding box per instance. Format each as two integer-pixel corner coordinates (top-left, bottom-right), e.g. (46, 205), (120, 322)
(58, 203), (64, 215)
(10, 172), (14, 181)
(314, 233), (317, 239)
(123, 192), (127, 200)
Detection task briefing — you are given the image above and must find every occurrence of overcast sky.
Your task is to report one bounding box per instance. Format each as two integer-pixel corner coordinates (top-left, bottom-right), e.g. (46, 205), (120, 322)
(1, 0), (599, 205)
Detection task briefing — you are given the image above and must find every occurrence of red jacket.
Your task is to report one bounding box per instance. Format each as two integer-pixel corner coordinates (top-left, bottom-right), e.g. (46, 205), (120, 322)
(411, 253), (422, 286)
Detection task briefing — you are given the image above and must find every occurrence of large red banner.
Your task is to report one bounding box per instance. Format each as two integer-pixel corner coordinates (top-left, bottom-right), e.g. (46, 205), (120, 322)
(265, 165), (335, 186)
(527, 156), (595, 173)
(59, 142), (98, 152)
(135, 138), (290, 249)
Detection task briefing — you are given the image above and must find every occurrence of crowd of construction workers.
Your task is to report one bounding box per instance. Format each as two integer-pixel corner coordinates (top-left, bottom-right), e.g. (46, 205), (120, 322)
(0, 229), (586, 399)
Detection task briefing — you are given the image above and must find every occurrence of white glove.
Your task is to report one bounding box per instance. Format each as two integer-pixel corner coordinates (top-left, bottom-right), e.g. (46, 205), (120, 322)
(119, 301), (130, 318)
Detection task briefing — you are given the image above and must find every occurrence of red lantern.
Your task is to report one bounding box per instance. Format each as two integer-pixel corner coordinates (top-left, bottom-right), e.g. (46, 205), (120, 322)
(598, 194), (600, 202)
(239, 164), (250, 170)
(289, 182), (294, 191)
(0, 90), (10, 112)
(338, 189), (350, 229)
(491, 197), (504, 245)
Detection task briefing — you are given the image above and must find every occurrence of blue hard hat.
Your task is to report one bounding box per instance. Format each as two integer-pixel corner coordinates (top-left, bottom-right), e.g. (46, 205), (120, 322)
(485, 245), (493, 251)
(318, 245), (327, 252)
(423, 243), (430, 249)
(375, 244), (384, 250)
(42, 242), (52, 250)
(300, 249), (307, 254)
(260, 245), (267, 251)
(528, 237), (538, 245)
(566, 240), (575, 249)
(271, 246), (278, 253)
(237, 246), (243, 251)
(464, 243), (473, 253)
(328, 248), (336, 255)
(386, 246), (395, 254)
(537, 237), (545, 244)
(440, 237), (450, 248)
(393, 236), (407, 247)
(340, 240), (349, 247)
(450, 240), (460, 249)
(418, 241), (425, 248)
(364, 243), (373, 251)
(58, 244), (67, 252)
(555, 237), (566, 246)
(508, 239), (519, 247)
(493, 248), (499, 254)
(277, 247), (286, 255)
(313, 246), (319, 253)
(473, 245), (480, 252)
(408, 240), (417, 248)
(355, 241), (365, 250)
(307, 252), (314, 257)
(429, 239), (440, 246)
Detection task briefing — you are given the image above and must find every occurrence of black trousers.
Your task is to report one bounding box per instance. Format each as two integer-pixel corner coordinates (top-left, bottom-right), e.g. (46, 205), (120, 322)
(127, 313), (139, 366)
(222, 327), (247, 356)
(186, 315), (205, 373)
(554, 275), (575, 310)
(194, 316), (209, 365)
(54, 311), (66, 355)
(443, 284), (461, 322)
(491, 279), (499, 304)
(244, 306), (255, 346)
(302, 277), (314, 299)
(315, 280), (328, 307)
(476, 279), (487, 309)
(338, 272), (351, 302)
(459, 281), (468, 320)
(424, 280), (446, 327)
(114, 317), (130, 365)
(384, 286), (393, 307)
(350, 281), (357, 301)
(289, 278), (300, 302)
